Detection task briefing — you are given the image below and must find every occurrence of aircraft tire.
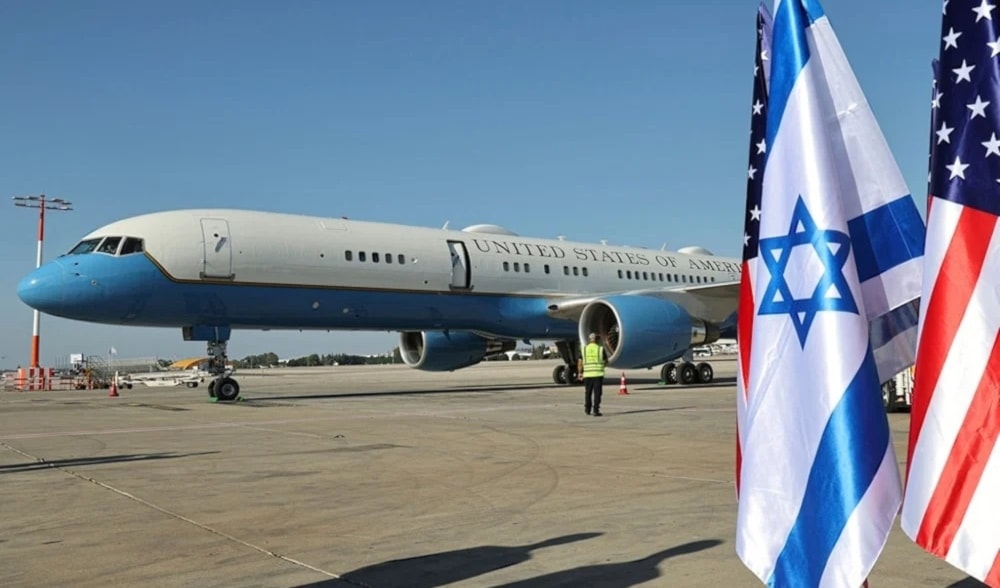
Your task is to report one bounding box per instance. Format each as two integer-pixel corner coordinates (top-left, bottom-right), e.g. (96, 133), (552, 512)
(661, 362), (678, 385)
(215, 377), (240, 402)
(679, 363), (697, 385)
(696, 362), (714, 384)
(553, 365), (567, 384)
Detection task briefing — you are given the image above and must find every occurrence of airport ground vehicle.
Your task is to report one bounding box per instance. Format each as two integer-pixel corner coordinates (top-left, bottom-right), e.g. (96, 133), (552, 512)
(882, 366), (915, 412)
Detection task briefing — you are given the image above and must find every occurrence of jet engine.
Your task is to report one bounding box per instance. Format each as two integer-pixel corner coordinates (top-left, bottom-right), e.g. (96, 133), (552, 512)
(399, 331), (515, 371)
(577, 295), (719, 369)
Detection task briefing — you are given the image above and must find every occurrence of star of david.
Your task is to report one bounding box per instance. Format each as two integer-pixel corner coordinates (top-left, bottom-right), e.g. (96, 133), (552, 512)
(758, 196), (858, 346)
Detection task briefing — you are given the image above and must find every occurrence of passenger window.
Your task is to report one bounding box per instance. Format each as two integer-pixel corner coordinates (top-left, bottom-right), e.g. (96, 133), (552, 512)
(345, 250), (353, 261)
(514, 262), (520, 272)
(503, 261), (510, 271)
(582, 267), (588, 277)
(643, 272), (648, 280)
(372, 252), (380, 263)
(97, 237), (122, 255)
(618, 270), (623, 279)
(524, 263), (530, 273)
(573, 267), (579, 276)
(563, 266), (569, 275)
(544, 264), (550, 274)
(120, 238), (144, 255)
(385, 253), (392, 264)
(627, 270), (632, 279)
(359, 251), (367, 262)
(398, 254), (405, 264)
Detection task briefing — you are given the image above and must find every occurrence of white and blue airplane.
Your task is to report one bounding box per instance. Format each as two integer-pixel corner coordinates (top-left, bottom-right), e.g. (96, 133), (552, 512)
(16, 209), (741, 401)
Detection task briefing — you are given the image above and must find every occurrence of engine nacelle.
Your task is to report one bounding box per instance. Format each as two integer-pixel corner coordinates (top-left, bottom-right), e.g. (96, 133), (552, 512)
(399, 331), (515, 371)
(578, 295), (720, 369)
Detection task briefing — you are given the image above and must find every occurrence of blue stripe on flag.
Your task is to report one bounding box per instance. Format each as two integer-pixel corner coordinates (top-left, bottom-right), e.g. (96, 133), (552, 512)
(848, 196), (926, 282)
(869, 298), (919, 350)
(802, 0), (825, 22)
(769, 346), (889, 587)
(766, 0), (811, 154)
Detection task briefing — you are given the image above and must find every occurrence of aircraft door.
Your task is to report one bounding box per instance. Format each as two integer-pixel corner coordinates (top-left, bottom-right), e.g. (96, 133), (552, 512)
(200, 218), (234, 279)
(447, 240), (471, 289)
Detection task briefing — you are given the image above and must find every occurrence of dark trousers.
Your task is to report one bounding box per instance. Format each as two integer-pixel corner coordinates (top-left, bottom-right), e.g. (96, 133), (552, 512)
(584, 376), (603, 412)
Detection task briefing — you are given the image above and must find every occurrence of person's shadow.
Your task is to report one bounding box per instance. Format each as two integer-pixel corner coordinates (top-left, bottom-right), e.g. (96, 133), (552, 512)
(948, 578), (989, 587)
(303, 533), (603, 588)
(492, 539), (723, 587)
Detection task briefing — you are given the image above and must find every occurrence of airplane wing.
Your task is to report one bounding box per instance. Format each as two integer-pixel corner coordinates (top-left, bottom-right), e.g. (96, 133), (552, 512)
(545, 280), (740, 325)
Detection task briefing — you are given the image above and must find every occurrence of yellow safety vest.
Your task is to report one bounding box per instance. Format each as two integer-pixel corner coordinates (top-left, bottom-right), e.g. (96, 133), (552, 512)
(581, 342), (605, 378)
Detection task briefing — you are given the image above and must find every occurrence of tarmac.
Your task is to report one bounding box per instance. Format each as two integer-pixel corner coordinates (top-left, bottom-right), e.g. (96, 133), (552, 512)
(0, 358), (986, 587)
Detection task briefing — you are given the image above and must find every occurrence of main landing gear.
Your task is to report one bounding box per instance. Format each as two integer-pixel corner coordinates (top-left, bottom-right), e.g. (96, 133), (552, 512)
(205, 340), (240, 402)
(551, 340), (583, 385)
(659, 360), (714, 385)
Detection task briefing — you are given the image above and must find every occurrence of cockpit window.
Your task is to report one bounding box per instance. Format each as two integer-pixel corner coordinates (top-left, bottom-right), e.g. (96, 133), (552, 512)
(120, 237), (144, 255)
(67, 238), (102, 255)
(97, 237), (122, 255)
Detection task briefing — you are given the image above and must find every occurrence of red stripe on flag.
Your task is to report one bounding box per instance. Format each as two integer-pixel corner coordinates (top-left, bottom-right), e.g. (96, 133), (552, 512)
(735, 425), (743, 497)
(735, 260), (755, 496)
(915, 330), (1000, 556)
(908, 207), (997, 478)
(738, 261), (754, 396)
(987, 550), (1000, 587)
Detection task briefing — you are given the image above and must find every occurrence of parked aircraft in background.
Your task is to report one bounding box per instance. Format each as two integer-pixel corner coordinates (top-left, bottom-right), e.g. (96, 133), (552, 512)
(16, 209), (740, 401)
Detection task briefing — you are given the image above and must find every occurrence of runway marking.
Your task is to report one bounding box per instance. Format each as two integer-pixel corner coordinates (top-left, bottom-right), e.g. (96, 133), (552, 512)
(0, 416), (356, 440)
(0, 441), (344, 582)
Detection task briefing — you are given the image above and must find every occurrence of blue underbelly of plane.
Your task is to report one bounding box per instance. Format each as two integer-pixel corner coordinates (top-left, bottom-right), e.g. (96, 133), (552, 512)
(16, 254), (576, 339)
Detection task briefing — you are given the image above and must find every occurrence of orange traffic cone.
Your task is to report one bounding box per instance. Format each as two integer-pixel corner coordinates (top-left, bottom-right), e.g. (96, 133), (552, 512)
(618, 372), (630, 395)
(108, 372), (119, 397)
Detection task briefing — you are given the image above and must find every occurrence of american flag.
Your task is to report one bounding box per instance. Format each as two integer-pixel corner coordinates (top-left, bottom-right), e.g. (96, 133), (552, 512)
(901, 1), (1000, 584)
(736, 2), (771, 498)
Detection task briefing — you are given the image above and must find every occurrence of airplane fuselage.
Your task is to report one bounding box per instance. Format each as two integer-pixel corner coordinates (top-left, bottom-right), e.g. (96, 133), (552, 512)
(17, 209), (741, 341)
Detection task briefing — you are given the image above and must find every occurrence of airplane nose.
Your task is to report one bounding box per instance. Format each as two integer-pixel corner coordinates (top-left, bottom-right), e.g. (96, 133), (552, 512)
(17, 261), (66, 313)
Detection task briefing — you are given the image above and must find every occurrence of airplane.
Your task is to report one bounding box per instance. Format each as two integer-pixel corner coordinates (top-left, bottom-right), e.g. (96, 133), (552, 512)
(16, 209), (741, 401)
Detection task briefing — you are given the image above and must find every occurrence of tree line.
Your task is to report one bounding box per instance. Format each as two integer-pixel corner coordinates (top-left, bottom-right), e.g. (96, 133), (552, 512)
(233, 349), (404, 368)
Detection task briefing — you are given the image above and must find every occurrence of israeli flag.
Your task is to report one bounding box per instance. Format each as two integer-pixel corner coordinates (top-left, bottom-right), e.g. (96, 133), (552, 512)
(735, 1), (924, 586)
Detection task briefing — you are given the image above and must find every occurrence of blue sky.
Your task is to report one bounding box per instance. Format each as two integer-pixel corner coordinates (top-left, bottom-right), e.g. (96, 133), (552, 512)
(0, 0), (940, 368)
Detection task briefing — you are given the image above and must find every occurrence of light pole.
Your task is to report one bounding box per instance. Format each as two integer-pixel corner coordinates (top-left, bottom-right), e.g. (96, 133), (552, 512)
(12, 194), (73, 368)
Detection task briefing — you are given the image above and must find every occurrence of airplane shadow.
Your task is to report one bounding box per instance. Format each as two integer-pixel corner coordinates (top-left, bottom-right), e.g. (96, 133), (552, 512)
(493, 539), (724, 587)
(247, 378), (738, 403)
(0, 452), (219, 474)
(248, 384), (553, 402)
(297, 537), (722, 588)
(948, 578), (989, 587)
(297, 532), (603, 588)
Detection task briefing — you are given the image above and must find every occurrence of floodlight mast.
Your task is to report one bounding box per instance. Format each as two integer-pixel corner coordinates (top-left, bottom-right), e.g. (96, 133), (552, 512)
(11, 194), (74, 368)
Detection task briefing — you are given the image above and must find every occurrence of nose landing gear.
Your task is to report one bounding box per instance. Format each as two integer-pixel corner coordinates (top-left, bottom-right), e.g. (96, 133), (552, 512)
(205, 339), (240, 402)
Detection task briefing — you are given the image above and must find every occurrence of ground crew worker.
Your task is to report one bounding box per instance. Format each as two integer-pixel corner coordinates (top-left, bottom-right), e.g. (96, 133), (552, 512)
(577, 332), (605, 416)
